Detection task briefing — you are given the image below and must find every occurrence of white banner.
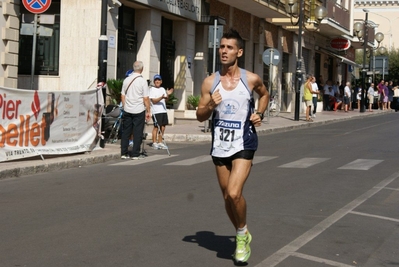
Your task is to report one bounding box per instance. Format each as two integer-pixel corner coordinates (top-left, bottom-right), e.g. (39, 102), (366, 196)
(0, 87), (104, 162)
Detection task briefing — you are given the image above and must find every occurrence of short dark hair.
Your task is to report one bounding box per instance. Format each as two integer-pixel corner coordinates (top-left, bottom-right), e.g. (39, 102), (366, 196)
(222, 28), (244, 49)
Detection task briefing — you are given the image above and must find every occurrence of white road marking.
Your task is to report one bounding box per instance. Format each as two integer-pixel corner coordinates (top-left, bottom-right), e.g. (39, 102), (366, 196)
(383, 187), (399, 191)
(253, 156), (278, 165)
(164, 155), (211, 166)
(291, 252), (356, 267)
(350, 211), (399, 223)
(255, 171), (399, 267)
(111, 154), (178, 165)
(338, 159), (383, 170)
(279, 158), (330, 168)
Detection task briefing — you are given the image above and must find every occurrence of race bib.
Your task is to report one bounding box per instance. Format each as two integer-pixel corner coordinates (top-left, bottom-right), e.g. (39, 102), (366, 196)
(213, 119), (242, 151)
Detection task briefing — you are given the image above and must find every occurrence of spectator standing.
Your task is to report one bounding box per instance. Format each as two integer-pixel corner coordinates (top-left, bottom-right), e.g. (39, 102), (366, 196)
(344, 82), (351, 112)
(382, 81), (389, 110)
(356, 86), (362, 110)
(367, 83), (375, 112)
(311, 76), (319, 118)
(120, 61), (151, 160)
(377, 79), (385, 110)
(304, 74), (315, 122)
(149, 74), (173, 149)
(388, 81), (394, 110)
(323, 80), (332, 111)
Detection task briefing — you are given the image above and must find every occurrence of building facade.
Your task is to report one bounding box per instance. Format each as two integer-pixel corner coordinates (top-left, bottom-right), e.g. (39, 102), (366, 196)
(354, 0), (399, 51)
(1, 0), (19, 88)
(1, 0), (361, 114)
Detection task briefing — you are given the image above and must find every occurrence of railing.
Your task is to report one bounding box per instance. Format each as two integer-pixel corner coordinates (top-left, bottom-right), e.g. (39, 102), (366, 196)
(326, 1), (350, 30)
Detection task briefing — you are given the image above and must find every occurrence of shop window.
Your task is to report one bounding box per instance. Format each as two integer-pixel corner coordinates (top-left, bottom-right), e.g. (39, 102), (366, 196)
(281, 52), (289, 91)
(18, 1), (60, 75)
(161, 17), (175, 89)
(117, 6), (137, 79)
(207, 47), (221, 75)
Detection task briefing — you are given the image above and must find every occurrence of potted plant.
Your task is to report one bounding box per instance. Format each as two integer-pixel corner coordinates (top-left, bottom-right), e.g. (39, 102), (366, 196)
(187, 95), (200, 110)
(106, 79), (124, 104)
(166, 92), (178, 109)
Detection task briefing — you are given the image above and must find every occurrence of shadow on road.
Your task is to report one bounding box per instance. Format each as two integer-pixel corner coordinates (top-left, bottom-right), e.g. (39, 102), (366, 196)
(182, 231), (248, 266)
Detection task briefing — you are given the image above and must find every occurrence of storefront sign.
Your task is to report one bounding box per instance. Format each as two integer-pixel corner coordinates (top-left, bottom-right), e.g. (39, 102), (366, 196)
(131, 0), (201, 21)
(330, 38), (351, 51)
(0, 87), (103, 162)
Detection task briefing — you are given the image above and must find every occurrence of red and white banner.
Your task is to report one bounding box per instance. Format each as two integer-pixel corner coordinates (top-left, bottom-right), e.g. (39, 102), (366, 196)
(0, 87), (104, 162)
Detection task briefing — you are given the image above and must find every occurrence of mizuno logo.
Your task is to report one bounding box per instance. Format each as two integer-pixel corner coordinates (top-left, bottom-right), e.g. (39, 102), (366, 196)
(215, 120), (241, 129)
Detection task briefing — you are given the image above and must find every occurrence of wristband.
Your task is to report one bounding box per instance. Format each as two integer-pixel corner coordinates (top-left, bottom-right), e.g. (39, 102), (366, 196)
(256, 112), (264, 120)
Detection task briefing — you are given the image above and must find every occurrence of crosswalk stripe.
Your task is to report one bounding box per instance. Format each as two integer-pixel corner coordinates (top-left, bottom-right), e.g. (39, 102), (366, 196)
(165, 155), (211, 166)
(253, 156), (278, 165)
(110, 154), (178, 166)
(279, 158), (330, 168)
(338, 159), (383, 170)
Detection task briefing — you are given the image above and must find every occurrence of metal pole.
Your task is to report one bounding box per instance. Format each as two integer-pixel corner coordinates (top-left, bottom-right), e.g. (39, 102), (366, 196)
(269, 49), (274, 97)
(360, 11), (368, 113)
(372, 48), (375, 83)
(382, 58), (385, 80)
(98, 0), (108, 85)
(212, 19), (217, 73)
(30, 14), (38, 90)
(294, 0), (304, 121)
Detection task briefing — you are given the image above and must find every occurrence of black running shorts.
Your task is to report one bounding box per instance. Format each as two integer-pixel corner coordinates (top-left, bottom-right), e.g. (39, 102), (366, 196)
(212, 150), (255, 166)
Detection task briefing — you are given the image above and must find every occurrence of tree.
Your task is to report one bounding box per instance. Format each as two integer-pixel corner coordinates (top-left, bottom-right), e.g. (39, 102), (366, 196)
(387, 48), (399, 85)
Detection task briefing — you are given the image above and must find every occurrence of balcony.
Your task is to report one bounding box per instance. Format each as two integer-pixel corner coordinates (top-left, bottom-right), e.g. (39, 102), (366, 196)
(217, 0), (288, 19)
(268, 0), (350, 38)
(318, 1), (351, 37)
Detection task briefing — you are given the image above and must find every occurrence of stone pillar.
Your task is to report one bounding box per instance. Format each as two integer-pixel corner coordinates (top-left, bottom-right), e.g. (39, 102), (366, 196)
(0, 1), (19, 88)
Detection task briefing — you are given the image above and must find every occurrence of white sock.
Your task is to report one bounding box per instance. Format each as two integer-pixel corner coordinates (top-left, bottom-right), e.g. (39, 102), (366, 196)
(237, 225), (248, 236)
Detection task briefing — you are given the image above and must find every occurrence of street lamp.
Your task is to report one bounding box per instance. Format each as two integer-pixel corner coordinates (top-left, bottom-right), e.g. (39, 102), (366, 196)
(286, 0), (327, 121)
(353, 9), (384, 113)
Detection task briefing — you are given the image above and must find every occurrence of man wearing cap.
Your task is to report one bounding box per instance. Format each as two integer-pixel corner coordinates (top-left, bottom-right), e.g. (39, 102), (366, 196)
(120, 61), (151, 160)
(149, 75), (173, 149)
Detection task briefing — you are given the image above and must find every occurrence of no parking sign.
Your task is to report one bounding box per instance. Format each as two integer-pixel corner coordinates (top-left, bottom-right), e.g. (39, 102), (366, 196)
(22, 0), (52, 14)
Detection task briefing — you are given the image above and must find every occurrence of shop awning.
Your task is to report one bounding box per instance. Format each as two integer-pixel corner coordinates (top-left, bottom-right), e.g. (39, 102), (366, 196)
(320, 48), (361, 68)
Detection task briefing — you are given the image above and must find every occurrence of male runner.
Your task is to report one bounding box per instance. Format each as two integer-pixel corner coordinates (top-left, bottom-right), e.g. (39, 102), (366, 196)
(196, 29), (269, 263)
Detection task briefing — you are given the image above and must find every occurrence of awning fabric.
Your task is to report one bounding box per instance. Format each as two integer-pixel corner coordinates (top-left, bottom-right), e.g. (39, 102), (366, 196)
(320, 48), (361, 68)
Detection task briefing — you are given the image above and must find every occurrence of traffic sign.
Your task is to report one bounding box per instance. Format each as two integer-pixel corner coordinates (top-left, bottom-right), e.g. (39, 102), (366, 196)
(23, 0), (52, 14)
(262, 48), (280, 66)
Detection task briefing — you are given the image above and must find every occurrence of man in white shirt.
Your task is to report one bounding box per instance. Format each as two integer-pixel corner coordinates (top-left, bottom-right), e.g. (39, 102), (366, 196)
(311, 76), (319, 118)
(120, 61), (151, 160)
(344, 82), (351, 112)
(367, 83), (375, 112)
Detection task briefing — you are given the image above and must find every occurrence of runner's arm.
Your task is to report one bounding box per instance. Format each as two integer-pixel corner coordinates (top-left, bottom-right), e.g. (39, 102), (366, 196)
(196, 75), (221, 122)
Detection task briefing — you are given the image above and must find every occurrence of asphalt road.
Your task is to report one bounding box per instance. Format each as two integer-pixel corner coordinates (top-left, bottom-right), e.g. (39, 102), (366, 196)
(1, 113), (399, 267)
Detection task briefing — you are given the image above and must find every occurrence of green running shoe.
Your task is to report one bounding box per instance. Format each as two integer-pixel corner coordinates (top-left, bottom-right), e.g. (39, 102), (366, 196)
(234, 231), (252, 262)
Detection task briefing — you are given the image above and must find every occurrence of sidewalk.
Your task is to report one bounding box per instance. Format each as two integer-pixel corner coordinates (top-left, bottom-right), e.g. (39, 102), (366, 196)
(0, 109), (390, 179)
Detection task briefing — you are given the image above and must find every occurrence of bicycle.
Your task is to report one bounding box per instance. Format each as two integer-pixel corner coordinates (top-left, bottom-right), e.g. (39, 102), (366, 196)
(268, 94), (280, 117)
(106, 103), (124, 144)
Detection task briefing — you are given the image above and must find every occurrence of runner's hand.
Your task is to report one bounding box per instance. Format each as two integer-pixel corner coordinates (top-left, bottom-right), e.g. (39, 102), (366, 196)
(211, 89), (222, 106)
(250, 113), (262, 127)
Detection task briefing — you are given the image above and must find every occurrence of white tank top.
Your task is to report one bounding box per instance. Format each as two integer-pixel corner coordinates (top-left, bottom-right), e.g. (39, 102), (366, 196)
(210, 69), (258, 157)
